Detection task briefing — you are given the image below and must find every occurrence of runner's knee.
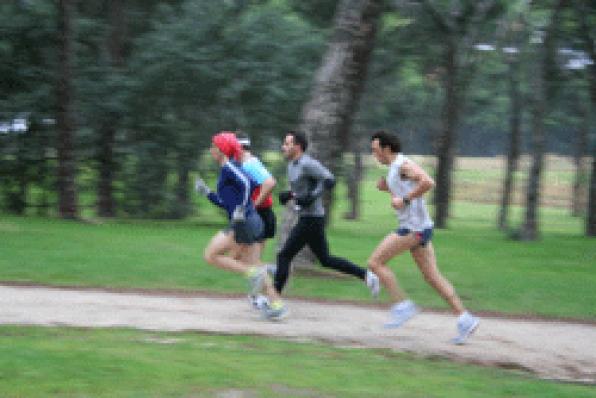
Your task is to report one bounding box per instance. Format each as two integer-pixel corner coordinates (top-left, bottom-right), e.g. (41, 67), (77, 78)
(203, 246), (217, 265)
(368, 257), (383, 273)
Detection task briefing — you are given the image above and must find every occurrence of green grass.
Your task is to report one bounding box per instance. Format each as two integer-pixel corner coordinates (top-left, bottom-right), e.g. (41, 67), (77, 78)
(0, 326), (593, 398)
(1, 156), (594, 320)
(1, 191), (594, 320)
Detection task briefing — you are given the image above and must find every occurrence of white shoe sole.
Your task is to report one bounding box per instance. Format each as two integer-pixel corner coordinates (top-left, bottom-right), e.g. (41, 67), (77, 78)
(383, 309), (418, 329)
(451, 318), (480, 345)
(262, 309), (288, 321)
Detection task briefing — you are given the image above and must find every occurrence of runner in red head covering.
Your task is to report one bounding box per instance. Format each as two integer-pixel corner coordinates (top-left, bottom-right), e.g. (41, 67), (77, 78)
(212, 131), (242, 161)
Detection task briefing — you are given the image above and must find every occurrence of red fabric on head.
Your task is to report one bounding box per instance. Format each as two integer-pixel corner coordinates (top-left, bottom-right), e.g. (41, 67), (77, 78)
(212, 132), (242, 161)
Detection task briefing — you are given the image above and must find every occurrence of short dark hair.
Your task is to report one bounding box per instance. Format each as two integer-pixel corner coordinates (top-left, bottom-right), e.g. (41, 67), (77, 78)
(287, 130), (308, 152)
(371, 130), (401, 153)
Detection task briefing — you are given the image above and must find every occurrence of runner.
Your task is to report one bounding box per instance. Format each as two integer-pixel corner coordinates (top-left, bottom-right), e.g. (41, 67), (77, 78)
(273, 130), (380, 298)
(195, 131), (286, 319)
(237, 134), (278, 310)
(368, 130), (479, 344)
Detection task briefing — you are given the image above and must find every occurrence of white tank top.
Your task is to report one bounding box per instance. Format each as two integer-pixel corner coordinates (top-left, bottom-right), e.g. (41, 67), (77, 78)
(386, 154), (434, 231)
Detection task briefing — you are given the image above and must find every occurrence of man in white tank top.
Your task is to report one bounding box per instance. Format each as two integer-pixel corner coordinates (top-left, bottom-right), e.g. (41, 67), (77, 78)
(368, 131), (479, 345)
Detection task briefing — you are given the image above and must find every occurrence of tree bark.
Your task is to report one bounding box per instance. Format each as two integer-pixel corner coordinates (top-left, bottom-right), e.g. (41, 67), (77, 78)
(572, 103), (589, 216)
(434, 37), (460, 228)
(420, 0), (503, 228)
(344, 148), (363, 220)
(573, 0), (595, 236)
(588, 156), (596, 236)
(300, 0), (381, 223)
(56, 0), (78, 219)
(520, 0), (565, 240)
(97, 0), (125, 217)
(498, 55), (523, 230)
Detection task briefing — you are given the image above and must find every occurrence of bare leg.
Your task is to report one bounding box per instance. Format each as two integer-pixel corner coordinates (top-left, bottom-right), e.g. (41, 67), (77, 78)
(237, 243), (260, 265)
(236, 241), (281, 302)
(411, 242), (465, 315)
(367, 233), (418, 303)
(203, 231), (249, 273)
(257, 241), (266, 262)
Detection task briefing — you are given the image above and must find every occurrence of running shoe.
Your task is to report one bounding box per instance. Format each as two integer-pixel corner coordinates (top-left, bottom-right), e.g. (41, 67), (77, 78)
(451, 312), (480, 345)
(248, 294), (270, 310)
(263, 300), (288, 320)
(366, 270), (380, 297)
(384, 299), (419, 328)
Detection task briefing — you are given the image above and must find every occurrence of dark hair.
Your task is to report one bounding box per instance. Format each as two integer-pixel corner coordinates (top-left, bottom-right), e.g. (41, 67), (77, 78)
(371, 130), (401, 153)
(287, 130), (308, 152)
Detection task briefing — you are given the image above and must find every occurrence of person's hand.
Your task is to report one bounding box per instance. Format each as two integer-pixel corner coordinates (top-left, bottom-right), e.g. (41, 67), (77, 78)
(323, 177), (336, 190)
(295, 193), (315, 207)
(391, 196), (407, 210)
(278, 190), (294, 205)
(377, 177), (389, 192)
(194, 177), (211, 196)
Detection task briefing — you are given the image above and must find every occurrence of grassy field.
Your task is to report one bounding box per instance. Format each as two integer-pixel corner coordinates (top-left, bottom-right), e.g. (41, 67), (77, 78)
(1, 196), (594, 320)
(1, 154), (594, 320)
(1, 326), (594, 398)
(1, 155), (594, 396)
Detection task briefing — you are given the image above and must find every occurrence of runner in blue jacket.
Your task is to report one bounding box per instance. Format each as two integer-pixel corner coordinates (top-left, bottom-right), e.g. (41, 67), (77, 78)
(195, 132), (286, 319)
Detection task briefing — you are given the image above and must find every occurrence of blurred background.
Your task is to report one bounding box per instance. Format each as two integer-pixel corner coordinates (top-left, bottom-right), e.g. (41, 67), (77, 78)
(1, 3), (596, 395)
(0, 0), (594, 239)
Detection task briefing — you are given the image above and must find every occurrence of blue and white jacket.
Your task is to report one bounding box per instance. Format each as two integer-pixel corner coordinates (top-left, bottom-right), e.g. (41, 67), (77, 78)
(207, 160), (258, 220)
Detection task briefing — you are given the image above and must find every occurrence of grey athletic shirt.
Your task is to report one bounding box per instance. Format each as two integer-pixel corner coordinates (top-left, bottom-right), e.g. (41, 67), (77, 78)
(287, 154), (334, 217)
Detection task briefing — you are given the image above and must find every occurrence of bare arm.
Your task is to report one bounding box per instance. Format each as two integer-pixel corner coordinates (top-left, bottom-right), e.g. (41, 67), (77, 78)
(254, 176), (276, 207)
(391, 160), (435, 209)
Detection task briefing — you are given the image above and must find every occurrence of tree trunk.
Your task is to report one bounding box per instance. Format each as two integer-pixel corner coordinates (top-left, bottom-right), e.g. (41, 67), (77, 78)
(498, 56), (523, 230)
(572, 103), (589, 217)
(277, 0), (381, 268)
(173, 153), (193, 219)
(520, 0), (565, 240)
(573, 0), (595, 236)
(56, 0), (78, 219)
(299, 0), (381, 221)
(520, 94), (545, 241)
(344, 149), (363, 220)
(588, 155), (596, 236)
(434, 38), (460, 228)
(97, 122), (116, 217)
(97, 0), (125, 217)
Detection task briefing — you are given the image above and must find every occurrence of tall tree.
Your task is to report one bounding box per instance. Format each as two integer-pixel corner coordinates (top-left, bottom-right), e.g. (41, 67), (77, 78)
(56, 0), (78, 219)
(519, 0), (566, 240)
(277, 0), (382, 268)
(571, 100), (589, 217)
(498, 11), (529, 230)
(96, 0), (126, 217)
(300, 0), (382, 220)
(419, 0), (505, 228)
(573, 0), (595, 236)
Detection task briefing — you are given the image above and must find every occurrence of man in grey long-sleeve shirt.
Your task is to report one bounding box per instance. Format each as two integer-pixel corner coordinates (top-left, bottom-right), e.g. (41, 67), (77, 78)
(274, 131), (379, 296)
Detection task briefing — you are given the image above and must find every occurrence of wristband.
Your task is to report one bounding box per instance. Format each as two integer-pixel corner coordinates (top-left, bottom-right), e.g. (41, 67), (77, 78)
(403, 196), (411, 206)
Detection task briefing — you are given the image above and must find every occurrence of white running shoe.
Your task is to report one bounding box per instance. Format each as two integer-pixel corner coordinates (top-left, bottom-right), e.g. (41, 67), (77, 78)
(248, 294), (270, 310)
(366, 270), (380, 297)
(451, 311), (480, 345)
(384, 299), (419, 329)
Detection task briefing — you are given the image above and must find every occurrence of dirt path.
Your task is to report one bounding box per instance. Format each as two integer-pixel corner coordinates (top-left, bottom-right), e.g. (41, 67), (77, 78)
(1, 284), (595, 384)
